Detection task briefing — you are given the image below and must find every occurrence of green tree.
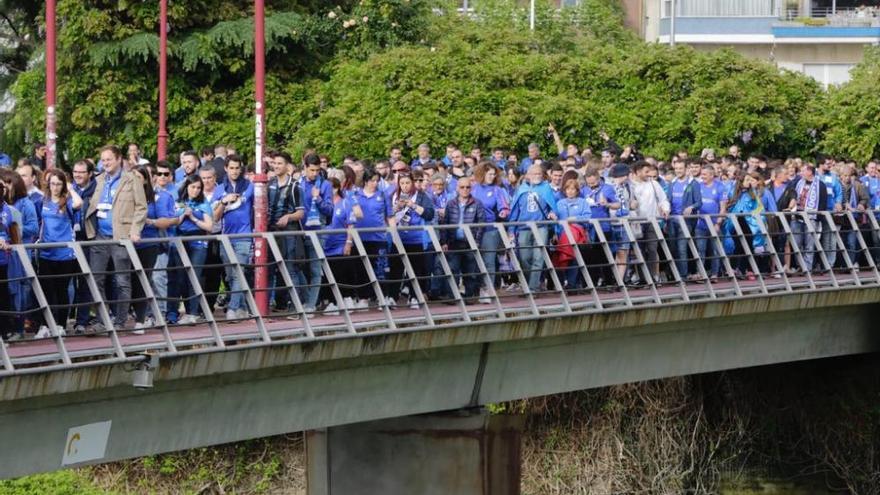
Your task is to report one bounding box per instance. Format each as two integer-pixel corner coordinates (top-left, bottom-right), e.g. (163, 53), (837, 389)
(287, 20), (822, 161)
(2, 0), (432, 164)
(820, 46), (880, 162)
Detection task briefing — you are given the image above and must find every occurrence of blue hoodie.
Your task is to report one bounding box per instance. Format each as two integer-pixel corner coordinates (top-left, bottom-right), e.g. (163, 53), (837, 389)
(508, 181), (558, 232)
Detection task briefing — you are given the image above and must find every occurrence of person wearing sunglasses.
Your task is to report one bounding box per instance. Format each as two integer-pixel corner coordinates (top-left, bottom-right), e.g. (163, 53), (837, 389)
(70, 159), (98, 334)
(440, 177), (485, 303)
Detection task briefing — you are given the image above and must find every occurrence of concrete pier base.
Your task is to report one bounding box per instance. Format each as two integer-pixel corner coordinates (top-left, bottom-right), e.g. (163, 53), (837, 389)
(306, 410), (524, 495)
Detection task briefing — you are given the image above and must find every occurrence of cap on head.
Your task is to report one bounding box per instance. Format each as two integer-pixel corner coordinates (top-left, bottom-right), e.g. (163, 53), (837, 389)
(609, 163), (630, 178)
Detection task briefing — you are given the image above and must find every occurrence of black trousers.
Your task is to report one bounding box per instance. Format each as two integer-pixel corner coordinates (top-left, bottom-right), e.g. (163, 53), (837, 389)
(351, 241), (385, 301)
(202, 240), (223, 310)
(387, 243), (429, 301)
(132, 245), (160, 323)
(37, 258), (79, 329)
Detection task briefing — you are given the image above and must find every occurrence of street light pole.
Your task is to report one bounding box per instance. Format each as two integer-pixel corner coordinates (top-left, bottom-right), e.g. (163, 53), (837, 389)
(157, 0), (168, 160)
(45, 0), (57, 170)
(529, 0), (535, 31)
(252, 0), (270, 316)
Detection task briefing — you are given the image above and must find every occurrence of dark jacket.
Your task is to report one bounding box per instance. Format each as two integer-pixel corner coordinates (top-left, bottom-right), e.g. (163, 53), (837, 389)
(844, 181), (871, 224)
(441, 196), (485, 246)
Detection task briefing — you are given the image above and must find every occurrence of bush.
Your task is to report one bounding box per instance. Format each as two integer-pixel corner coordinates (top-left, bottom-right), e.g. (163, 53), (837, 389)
(820, 46), (880, 162)
(0, 470), (108, 495)
(288, 23), (822, 161)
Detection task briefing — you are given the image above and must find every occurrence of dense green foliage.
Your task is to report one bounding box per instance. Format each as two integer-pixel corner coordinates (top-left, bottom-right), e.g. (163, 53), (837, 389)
(0, 470), (108, 495)
(0, 0), (878, 165)
(1, 0), (432, 161)
(289, 27), (824, 161)
(820, 46), (880, 163)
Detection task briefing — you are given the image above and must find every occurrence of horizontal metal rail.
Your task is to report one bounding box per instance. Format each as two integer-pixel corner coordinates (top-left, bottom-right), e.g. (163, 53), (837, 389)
(0, 210), (878, 376)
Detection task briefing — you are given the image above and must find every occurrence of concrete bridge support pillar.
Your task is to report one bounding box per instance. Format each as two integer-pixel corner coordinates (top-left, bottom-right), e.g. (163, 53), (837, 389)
(306, 410), (524, 495)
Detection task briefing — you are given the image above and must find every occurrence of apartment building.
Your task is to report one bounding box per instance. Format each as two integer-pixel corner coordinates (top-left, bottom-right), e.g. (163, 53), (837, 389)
(633, 0), (880, 87)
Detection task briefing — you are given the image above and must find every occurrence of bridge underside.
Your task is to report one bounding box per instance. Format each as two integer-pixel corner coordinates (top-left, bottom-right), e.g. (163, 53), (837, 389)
(0, 289), (878, 479)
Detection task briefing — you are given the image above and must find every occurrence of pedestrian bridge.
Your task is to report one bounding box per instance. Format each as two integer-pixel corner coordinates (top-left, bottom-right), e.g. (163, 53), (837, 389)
(0, 215), (878, 480)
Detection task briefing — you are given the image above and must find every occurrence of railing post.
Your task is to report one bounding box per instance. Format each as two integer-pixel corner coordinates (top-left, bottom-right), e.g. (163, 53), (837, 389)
(262, 233), (314, 339)
(217, 235), (271, 342)
(11, 246), (70, 365)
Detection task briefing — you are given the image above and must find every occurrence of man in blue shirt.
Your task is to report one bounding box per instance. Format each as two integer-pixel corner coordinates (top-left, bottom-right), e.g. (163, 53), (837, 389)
(16, 162), (44, 227)
(299, 153), (334, 314)
(667, 160), (701, 280)
(71, 159), (97, 334)
(85, 144), (148, 331)
(214, 155), (254, 320)
(518, 143), (541, 174)
(508, 164), (558, 292)
(174, 150), (200, 184)
(410, 143), (433, 170)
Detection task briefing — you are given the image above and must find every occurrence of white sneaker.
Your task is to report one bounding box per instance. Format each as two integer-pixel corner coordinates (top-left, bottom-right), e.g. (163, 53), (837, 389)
(225, 309), (238, 321)
(479, 288), (491, 304)
(54, 326), (67, 337)
(35, 326), (52, 339)
(235, 308), (250, 319)
(385, 296), (397, 308)
(133, 322), (146, 335)
(179, 314), (199, 325)
(355, 299), (369, 310)
(408, 298), (419, 310)
(343, 297), (356, 310)
(324, 303), (340, 316)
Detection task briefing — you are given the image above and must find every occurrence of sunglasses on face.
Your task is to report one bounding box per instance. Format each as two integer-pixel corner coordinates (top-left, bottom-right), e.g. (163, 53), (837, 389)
(155, 171), (171, 177)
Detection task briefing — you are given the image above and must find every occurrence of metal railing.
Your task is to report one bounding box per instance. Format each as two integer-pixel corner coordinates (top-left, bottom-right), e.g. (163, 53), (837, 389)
(1, 211), (878, 376)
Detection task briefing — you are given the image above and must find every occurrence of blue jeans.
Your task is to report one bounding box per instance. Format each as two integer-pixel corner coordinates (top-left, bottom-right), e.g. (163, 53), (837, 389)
(516, 228), (549, 292)
(446, 242), (479, 298)
(167, 241), (208, 320)
(298, 237), (322, 311)
(819, 215), (838, 268)
(666, 219), (690, 278)
(791, 218), (818, 271)
(221, 240), (253, 312)
(695, 228), (720, 277)
(151, 250), (169, 315)
(479, 229), (501, 290)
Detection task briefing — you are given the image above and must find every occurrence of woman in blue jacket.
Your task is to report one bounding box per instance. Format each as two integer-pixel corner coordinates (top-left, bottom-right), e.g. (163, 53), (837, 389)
(1, 169), (38, 339)
(555, 179), (591, 291)
(35, 169), (83, 338)
(387, 173), (434, 308)
(168, 174), (213, 325)
(0, 182), (20, 341)
(353, 168), (394, 308)
(471, 163), (509, 302)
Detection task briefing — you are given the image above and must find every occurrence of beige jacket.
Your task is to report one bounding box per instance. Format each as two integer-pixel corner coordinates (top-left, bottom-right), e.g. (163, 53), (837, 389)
(85, 170), (147, 240)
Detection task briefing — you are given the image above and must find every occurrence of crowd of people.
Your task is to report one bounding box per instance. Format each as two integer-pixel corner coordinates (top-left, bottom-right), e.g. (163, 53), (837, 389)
(0, 133), (878, 341)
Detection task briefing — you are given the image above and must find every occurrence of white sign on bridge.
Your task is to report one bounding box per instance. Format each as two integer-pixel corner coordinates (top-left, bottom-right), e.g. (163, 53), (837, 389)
(61, 420), (112, 466)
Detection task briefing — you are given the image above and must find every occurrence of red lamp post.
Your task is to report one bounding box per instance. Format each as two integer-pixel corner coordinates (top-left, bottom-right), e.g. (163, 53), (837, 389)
(252, 0), (270, 316)
(157, 0), (169, 160)
(45, 0), (57, 170)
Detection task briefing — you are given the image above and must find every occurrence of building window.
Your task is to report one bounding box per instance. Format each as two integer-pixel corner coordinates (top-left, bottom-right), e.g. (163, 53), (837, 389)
(663, 0), (781, 17)
(803, 63), (855, 88)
